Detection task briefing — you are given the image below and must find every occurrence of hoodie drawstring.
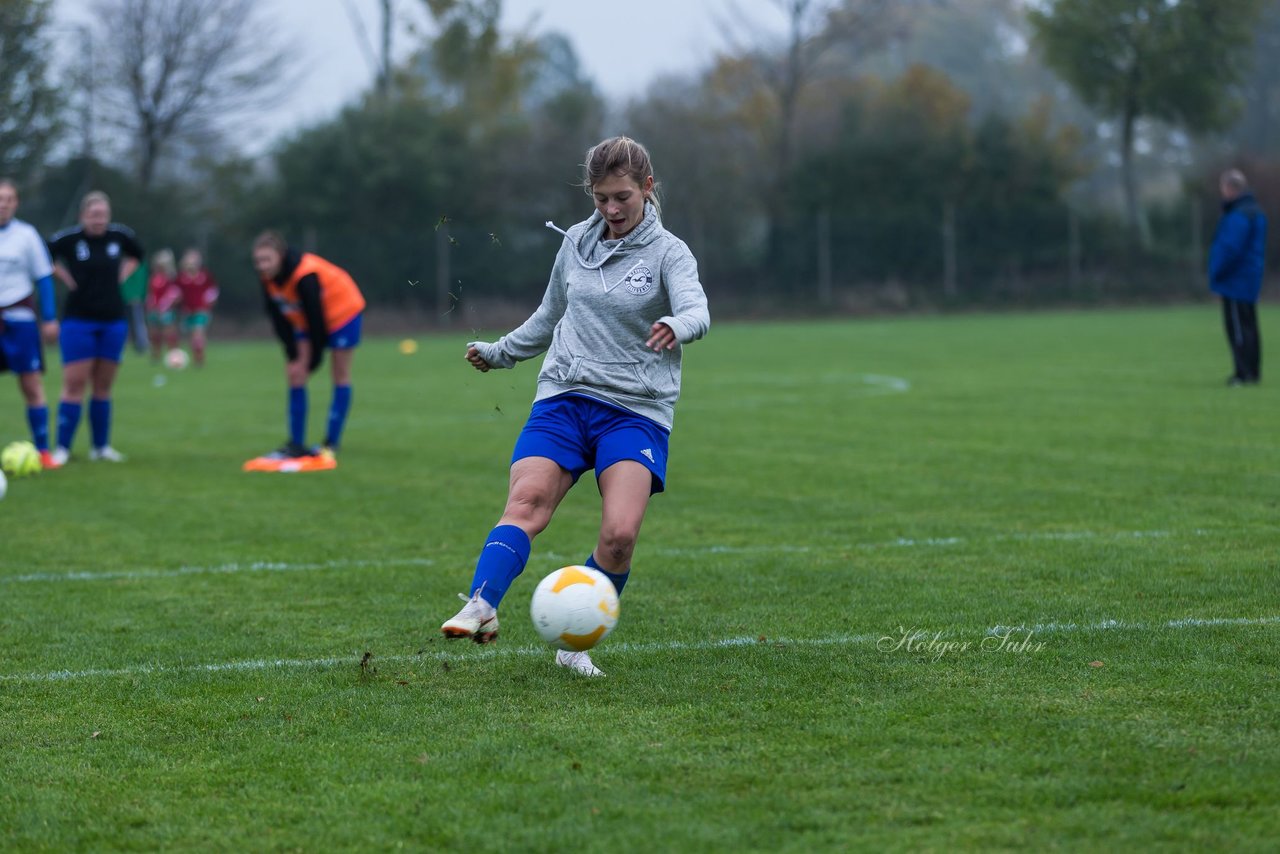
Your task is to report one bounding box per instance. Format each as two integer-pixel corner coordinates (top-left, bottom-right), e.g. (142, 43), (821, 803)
(544, 221), (627, 272)
(545, 221), (627, 289)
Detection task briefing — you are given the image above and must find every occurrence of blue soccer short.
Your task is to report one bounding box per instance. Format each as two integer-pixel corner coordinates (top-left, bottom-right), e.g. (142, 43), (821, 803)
(60, 317), (128, 364)
(0, 312), (43, 374)
(330, 313), (362, 349)
(512, 393), (671, 494)
(297, 313), (363, 350)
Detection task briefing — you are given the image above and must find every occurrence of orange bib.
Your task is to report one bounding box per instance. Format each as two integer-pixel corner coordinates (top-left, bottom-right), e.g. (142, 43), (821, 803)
(263, 253), (366, 333)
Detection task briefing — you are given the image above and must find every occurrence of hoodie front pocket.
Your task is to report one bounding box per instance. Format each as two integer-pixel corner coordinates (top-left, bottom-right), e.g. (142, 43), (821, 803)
(543, 349), (573, 383)
(569, 357), (658, 400)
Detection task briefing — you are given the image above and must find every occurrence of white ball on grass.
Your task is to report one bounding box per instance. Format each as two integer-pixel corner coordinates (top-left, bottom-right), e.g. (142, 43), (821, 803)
(530, 566), (620, 651)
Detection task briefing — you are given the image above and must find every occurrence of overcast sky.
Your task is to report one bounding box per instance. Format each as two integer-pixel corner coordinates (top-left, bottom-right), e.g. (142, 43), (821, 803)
(53, 0), (788, 145)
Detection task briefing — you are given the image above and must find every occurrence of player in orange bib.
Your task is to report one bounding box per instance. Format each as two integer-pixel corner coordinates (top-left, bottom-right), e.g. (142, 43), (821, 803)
(249, 231), (366, 465)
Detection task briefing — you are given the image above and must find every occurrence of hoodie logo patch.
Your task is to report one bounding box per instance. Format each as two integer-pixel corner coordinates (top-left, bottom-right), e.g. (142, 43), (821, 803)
(623, 264), (654, 296)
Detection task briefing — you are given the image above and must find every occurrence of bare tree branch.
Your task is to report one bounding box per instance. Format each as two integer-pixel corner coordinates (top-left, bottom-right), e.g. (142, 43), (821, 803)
(90, 0), (298, 188)
(343, 0), (383, 79)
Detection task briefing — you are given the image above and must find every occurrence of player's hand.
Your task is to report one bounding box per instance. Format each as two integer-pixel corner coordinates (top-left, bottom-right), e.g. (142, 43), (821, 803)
(287, 340), (311, 384)
(285, 355), (309, 385)
(645, 322), (677, 352)
(465, 346), (491, 372)
(40, 320), (59, 345)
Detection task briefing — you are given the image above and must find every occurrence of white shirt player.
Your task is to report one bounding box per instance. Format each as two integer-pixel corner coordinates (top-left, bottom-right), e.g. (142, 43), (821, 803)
(0, 218), (54, 320)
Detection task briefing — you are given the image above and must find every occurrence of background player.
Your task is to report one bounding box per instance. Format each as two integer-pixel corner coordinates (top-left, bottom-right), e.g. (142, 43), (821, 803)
(47, 191), (144, 464)
(145, 248), (180, 363)
(250, 231), (365, 463)
(175, 248), (219, 367)
(0, 179), (61, 468)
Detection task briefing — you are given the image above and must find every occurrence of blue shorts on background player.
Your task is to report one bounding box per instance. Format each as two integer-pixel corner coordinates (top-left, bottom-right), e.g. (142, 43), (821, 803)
(440, 136), (711, 679)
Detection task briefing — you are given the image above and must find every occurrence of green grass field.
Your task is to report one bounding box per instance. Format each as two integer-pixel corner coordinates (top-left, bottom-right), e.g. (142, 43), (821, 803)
(2, 306), (1278, 851)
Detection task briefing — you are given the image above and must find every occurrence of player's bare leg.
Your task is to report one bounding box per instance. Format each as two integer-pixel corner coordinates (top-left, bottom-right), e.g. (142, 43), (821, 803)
(442, 457), (573, 643)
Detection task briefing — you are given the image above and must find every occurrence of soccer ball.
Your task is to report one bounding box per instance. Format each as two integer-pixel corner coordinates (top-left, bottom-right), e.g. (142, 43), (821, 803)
(530, 566), (620, 651)
(165, 348), (190, 370)
(0, 468), (6, 500)
(1, 440), (42, 478)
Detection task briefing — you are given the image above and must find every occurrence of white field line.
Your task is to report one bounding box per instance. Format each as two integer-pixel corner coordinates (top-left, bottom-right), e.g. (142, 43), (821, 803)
(693, 372), (911, 392)
(1, 557), (434, 584)
(2, 615), (1277, 684)
(681, 374), (911, 410)
(988, 615), (1280, 635)
(546, 528), (1215, 563)
(0, 528), (1239, 586)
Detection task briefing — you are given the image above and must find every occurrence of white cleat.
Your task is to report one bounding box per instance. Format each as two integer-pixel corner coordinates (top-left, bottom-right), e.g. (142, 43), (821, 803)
(555, 649), (605, 677)
(50, 446), (70, 466)
(89, 446), (126, 462)
(440, 590), (499, 643)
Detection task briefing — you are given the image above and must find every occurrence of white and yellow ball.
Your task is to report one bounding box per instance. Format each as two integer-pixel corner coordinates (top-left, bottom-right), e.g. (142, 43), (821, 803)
(530, 566), (620, 651)
(1, 440), (41, 478)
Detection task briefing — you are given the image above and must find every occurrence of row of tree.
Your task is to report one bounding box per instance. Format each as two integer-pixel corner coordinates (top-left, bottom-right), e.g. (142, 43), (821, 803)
(2, 0), (1277, 322)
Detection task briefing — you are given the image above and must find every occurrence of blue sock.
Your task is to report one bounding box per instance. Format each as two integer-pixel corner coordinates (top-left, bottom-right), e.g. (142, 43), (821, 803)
(27, 405), (50, 452)
(56, 401), (82, 450)
(324, 384), (352, 448)
(469, 525), (532, 608)
(586, 552), (629, 596)
(89, 399), (111, 449)
(288, 387), (307, 447)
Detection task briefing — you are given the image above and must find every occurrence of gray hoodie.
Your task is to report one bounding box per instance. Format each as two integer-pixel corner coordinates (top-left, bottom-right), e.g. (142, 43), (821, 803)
(470, 203), (710, 430)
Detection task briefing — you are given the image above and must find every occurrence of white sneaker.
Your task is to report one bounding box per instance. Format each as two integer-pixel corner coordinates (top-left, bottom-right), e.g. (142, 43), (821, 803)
(440, 589), (499, 643)
(555, 649), (605, 677)
(89, 446), (126, 462)
(50, 446), (70, 466)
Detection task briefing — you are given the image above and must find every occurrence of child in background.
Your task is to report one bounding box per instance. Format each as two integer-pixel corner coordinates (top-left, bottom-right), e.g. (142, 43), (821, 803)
(145, 249), (180, 363)
(175, 248), (219, 367)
